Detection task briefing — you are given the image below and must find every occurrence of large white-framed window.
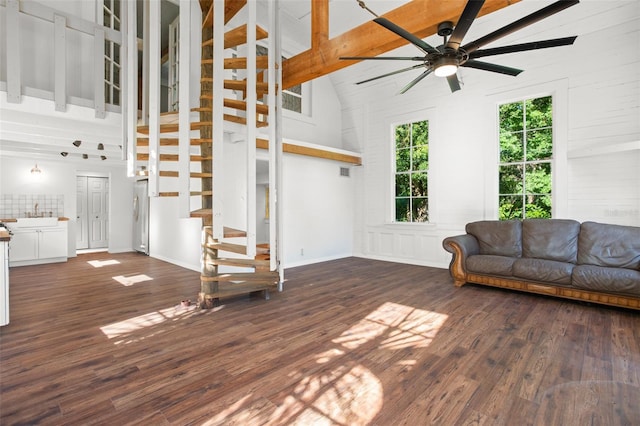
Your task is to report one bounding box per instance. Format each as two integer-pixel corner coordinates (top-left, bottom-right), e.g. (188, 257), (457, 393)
(498, 95), (553, 220)
(393, 119), (430, 223)
(100, 0), (121, 106)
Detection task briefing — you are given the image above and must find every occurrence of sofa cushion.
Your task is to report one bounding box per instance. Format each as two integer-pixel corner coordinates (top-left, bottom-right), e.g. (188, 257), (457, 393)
(466, 220), (522, 257)
(522, 219), (580, 263)
(513, 258), (574, 285)
(577, 222), (640, 270)
(573, 265), (640, 296)
(467, 255), (516, 277)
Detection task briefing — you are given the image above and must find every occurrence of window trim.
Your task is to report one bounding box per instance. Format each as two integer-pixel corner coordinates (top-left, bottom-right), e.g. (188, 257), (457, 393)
(488, 80), (569, 220)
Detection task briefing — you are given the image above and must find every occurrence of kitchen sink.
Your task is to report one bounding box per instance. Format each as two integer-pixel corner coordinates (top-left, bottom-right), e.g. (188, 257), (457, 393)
(15, 217), (59, 227)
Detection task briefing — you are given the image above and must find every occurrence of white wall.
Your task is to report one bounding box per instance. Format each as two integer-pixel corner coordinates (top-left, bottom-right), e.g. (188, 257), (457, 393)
(331, 0), (640, 268)
(281, 152), (355, 267)
(0, 154), (133, 256)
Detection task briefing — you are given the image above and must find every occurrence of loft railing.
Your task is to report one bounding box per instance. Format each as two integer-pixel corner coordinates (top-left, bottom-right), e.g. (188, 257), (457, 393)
(0, 0), (124, 118)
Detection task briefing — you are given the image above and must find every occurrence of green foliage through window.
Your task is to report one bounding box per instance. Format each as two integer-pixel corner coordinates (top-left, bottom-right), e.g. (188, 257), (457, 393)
(395, 120), (429, 222)
(498, 96), (553, 220)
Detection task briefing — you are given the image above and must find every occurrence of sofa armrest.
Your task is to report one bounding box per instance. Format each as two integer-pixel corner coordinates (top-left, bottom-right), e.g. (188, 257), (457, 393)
(443, 234), (480, 287)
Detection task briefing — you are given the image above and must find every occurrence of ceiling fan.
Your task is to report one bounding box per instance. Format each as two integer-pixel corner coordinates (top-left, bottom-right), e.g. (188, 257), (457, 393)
(340, 0), (579, 94)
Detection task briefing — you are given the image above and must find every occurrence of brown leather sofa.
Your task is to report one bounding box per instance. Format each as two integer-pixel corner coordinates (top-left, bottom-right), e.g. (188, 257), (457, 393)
(442, 219), (640, 310)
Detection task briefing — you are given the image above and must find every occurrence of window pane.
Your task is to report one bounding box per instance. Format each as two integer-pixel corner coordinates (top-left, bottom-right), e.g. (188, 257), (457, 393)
(411, 120), (428, 146)
(524, 195), (552, 219)
(525, 163), (551, 195)
(499, 164), (523, 195)
(103, 9), (110, 27)
(499, 101), (524, 132)
(282, 93), (301, 113)
(104, 40), (111, 56)
(113, 88), (120, 106)
(113, 43), (120, 64)
(526, 96), (552, 129)
(499, 195), (523, 220)
(395, 124), (410, 149)
(411, 172), (428, 197)
(395, 198), (410, 222)
(411, 145), (428, 171)
(499, 131), (523, 163)
(396, 148), (410, 172)
(105, 82), (111, 103)
(113, 65), (120, 86)
(104, 61), (111, 80)
(114, 0), (120, 19)
(395, 174), (410, 197)
(526, 128), (552, 161)
(114, 17), (120, 31)
(287, 84), (302, 95)
(412, 197), (428, 222)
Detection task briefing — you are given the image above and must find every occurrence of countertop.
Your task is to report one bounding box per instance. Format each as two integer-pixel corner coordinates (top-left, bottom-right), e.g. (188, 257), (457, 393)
(0, 217), (70, 222)
(0, 227), (10, 242)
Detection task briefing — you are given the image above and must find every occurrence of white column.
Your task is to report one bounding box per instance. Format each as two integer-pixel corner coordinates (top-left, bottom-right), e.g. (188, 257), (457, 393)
(94, 27), (106, 118)
(212, 0), (225, 239)
(148, 0), (161, 197)
(246, 1), (257, 258)
(6, 0), (21, 104)
(124, 0), (138, 172)
(54, 15), (67, 112)
(178, 0), (192, 217)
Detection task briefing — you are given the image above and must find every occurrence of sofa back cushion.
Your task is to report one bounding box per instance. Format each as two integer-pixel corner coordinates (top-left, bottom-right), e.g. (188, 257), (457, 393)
(466, 220), (522, 257)
(522, 219), (580, 263)
(577, 222), (640, 270)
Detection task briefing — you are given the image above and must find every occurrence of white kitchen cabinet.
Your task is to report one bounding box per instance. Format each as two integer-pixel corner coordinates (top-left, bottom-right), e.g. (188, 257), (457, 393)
(7, 221), (68, 267)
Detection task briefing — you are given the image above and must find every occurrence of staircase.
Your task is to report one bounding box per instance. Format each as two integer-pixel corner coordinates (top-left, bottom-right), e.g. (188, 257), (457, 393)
(135, 0), (280, 308)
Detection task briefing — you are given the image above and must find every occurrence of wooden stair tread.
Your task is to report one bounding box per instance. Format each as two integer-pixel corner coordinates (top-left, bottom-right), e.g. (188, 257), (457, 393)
(223, 98), (269, 115)
(136, 121), (211, 135)
(157, 171), (213, 178)
(223, 226), (246, 238)
(222, 114), (269, 127)
(211, 258), (270, 268)
(137, 138), (212, 147)
(190, 208), (212, 218)
(190, 190), (213, 196)
(206, 241), (247, 255)
(201, 57), (269, 69)
(199, 281), (277, 299)
(208, 272), (279, 282)
(199, 79), (270, 94)
(202, 24), (268, 49)
(202, 0), (246, 28)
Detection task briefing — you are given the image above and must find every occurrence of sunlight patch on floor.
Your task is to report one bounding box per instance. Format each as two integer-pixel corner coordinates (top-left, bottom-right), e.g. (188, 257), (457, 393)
(200, 302), (448, 425)
(333, 301), (448, 351)
(99, 304), (210, 344)
(112, 274), (153, 286)
(87, 259), (120, 267)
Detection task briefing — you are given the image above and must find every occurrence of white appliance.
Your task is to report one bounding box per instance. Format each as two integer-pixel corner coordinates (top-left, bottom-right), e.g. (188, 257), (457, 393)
(1, 227), (9, 326)
(133, 179), (150, 255)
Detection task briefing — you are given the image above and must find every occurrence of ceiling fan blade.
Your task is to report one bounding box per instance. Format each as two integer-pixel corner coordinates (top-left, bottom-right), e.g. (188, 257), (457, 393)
(356, 64), (425, 85)
(462, 60), (523, 76)
(399, 69), (433, 94)
(461, 0), (579, 54)
(447, 74), (461, 92)
(374, 17), (440, 55)
(446, 0), (485, 51)
(340, 56), (425, 61)
(469, 36), (577, 59)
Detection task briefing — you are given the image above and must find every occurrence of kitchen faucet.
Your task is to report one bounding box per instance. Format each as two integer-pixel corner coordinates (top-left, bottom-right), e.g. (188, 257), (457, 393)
(34, 203), (39, 217)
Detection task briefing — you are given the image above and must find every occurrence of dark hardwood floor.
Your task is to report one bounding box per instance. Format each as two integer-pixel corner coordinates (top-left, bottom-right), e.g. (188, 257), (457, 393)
(1, 253), (638, 425)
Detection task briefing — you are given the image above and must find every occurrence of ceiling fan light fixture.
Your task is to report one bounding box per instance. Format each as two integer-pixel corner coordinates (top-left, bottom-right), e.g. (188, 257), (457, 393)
(434, 57), (458, 77)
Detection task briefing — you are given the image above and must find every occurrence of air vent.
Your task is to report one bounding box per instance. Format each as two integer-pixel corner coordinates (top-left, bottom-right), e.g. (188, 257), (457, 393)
(340, 167), (350, 177)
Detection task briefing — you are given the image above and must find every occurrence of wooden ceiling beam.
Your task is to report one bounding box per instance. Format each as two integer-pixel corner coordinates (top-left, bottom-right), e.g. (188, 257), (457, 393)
(312, 0), (329, 50)
(282, 0), (520, 90)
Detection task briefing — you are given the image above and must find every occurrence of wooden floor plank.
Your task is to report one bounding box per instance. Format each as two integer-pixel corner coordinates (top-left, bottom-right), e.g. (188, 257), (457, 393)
(1, 254), (639, 425)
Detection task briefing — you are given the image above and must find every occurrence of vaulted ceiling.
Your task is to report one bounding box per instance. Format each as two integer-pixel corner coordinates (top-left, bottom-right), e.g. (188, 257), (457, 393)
(280, 0), (520, 89)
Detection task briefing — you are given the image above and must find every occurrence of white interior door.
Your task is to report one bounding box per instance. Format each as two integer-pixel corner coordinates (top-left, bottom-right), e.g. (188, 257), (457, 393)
(88, 177), (109, 249)
(76, 177), (89, 250)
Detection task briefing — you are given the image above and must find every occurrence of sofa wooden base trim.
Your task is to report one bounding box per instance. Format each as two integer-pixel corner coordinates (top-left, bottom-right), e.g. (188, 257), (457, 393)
(463, 273), (640, 310)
